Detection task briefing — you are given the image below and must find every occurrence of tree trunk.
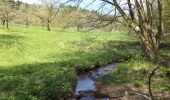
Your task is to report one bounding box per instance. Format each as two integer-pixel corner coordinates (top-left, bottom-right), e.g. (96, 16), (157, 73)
(77, 24), (80, 31)
(26, 23), (29, 28)
(148, 65), (161, 100)
(6, 20), (9, 30)
(139, 38), (159, 61)
(26, 17), (29, 28)
(133, 25), (159, 61)
(26, 20), (29, 28)
(2, 19), (5, 26)
(47, 19), (50, 31)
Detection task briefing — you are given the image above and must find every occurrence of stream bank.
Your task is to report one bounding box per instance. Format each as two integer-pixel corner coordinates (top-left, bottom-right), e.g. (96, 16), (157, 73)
(73, 62), (153, 100)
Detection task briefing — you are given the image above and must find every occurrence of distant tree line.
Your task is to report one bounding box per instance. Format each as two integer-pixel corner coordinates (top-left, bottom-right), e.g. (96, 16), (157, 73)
(0, 0), (21, 29)
(0, 0), (122, 32)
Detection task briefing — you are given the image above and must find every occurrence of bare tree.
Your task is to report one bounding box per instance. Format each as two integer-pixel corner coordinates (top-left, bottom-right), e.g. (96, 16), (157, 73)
(35, 0), (61, 31)
(1, 18), (5, 26)
(0, 0), (16, 30)
(19, 3), (32, 28)
(76, 0), (164, 61)
(115, 0), (163, 61)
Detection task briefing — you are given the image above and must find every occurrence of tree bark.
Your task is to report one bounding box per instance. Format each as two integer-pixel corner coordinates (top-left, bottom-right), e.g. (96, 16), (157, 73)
(139, 36), (159, 61)
(148, 65), (161, 100)
(47, 19), (50, 31)
(26, 17), (29, 28)
(134, 25), (159, 61)
(26, 23), (29, 28)
(77, 24), (81, 31)
(6, 19), (9, 30)
(2, 19), (5, 26)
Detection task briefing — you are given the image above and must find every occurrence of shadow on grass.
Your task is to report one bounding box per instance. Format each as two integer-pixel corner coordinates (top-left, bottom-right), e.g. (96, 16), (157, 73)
(0, 62), (76, 100)
(0, 34), (24, 47)
(160, 42), (170, 66)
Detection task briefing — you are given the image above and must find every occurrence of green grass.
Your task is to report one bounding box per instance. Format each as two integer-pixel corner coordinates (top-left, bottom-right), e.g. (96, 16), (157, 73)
(102, 60), (152, 83)
(102, 59), (170, 95)
(0, 25), (139, 99)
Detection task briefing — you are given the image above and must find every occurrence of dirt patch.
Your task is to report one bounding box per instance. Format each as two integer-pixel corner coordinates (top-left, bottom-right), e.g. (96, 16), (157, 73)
(94, 80), (151, 100)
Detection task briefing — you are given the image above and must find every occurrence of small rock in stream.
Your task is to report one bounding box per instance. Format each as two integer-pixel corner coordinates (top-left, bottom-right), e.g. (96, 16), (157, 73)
(94, 92), (109, 98)
(78, 90), (93, 94)
(79, 93), (95, 100)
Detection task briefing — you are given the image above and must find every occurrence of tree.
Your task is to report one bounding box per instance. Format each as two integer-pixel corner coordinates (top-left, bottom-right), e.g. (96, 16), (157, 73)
(19, 3), (32, 28)
(55, 6), (89, 30)
(1, 18), (5, 26)
(78, 0), (164, 61)
(36, 0), (61, 31)
(15, 0), (22, 10)
(0, 0), (17, 29)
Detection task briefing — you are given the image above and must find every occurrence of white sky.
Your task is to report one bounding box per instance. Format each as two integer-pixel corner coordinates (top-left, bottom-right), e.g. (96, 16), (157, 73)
(16, 0), (129, 13)
(16, 0), (39, 4)
(17, 0), (128, 4)
(16, 0), (104, 9)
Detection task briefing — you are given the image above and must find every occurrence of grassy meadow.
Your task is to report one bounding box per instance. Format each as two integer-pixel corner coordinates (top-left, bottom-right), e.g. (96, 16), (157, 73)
(0, 25), (169, 99)
(0, 25), (139, 99)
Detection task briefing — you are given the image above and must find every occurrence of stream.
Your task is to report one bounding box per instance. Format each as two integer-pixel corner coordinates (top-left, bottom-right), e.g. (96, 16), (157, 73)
(75, 63), (116, 100)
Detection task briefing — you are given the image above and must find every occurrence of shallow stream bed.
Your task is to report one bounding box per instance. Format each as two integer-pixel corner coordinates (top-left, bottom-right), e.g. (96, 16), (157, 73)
(75, 63), (116, 100)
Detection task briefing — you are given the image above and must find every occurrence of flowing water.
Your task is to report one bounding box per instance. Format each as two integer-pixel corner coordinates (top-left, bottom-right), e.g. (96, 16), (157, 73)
(75, 63), (116, 100)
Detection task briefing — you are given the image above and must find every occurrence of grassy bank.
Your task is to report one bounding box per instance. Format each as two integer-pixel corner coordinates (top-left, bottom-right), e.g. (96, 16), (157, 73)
(0, 25), (138, 99)
(102, 44), (170, 97)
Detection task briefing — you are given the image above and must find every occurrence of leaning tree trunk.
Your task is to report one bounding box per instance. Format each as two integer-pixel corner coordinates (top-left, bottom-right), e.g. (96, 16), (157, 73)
(138, 31), (159, 61)
(132, 22), (160, 61)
